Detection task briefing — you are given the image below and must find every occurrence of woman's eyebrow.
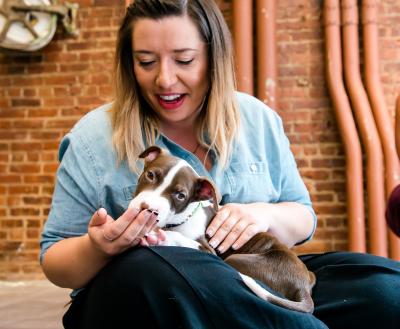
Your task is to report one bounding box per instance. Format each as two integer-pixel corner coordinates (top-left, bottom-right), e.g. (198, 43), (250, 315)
(173, 48), (198, 53)
(133, 48), (199, 54)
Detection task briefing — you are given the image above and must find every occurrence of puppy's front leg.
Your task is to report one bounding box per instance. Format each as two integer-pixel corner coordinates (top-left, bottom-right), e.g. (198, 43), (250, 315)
(197, 236), (217, 255)
(160, 231), (202, 250)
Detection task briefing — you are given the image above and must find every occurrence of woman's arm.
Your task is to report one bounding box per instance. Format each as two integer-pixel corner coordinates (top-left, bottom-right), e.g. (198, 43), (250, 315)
(42, 233), (110, 290)
(41, 207), (161, 289)
(257, 202), (315, 247)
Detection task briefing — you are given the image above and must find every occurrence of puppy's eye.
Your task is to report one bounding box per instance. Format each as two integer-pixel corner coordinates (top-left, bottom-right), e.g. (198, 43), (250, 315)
(146, 170), (155, 181)
(175, 191), (186, 201)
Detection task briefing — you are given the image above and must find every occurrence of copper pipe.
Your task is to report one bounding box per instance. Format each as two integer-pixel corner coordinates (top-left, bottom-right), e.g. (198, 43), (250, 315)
(232, 0), (254, 95)
(362, 0), (400, 260)
(387, 96), (400, 238)
(396, 96), (400, 159)
(323, 0), (366, 253)
(342, 0), (387, 257)
(256, 0), (277, 109)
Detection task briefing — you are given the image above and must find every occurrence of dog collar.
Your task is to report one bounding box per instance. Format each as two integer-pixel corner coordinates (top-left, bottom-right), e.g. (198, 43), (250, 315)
(163, 202), (204, 229)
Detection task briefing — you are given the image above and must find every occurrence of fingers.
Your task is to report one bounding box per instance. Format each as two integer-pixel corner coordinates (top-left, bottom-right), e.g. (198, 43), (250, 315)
(118, 209), (154, 245)
(90, 208), (108, 227)
(157, 229), (167, 241)
(208, 208), (239, 249)
(207, 204), (262, 254)
(102, 207), (141, 242)
(206, 207), (230, 239)
(219, 223), (260, 253)
(215, 219), (250, 254)
(143, 228), (167, 246)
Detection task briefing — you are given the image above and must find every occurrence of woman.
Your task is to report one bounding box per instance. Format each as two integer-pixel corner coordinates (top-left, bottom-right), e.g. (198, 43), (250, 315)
(40, 1), (400, 328)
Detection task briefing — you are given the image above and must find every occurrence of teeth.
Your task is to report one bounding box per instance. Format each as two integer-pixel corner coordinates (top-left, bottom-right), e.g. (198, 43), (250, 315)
(159, 94), (181, 101)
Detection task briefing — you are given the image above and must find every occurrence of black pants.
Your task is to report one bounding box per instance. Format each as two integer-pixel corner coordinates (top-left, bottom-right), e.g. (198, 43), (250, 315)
(63, 247), (400, 329)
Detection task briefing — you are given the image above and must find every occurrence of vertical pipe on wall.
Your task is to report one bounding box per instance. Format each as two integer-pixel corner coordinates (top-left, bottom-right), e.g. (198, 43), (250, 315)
(341, 0), (387, 257)
(362, 0), (400, 260)
(387, 96), (400, 238)
(323, 0), (366, 253)
(396, 96), (400, 160)
(232, 0), (254, 95)
(256, 0), (277, 109)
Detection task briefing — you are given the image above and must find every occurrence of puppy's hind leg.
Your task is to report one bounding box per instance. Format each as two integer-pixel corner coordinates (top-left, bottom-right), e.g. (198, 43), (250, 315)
(224, 253), (265, 281)
(224, 253), (314, 313)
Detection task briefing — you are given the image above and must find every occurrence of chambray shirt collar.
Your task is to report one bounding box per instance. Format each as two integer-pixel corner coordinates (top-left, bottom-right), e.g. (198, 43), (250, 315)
(156, 134), (216, 180)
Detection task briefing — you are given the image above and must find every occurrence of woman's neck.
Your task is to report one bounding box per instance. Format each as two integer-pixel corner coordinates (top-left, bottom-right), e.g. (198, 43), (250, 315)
(160, 122), (198, 150)
(161, 123), (212, 171)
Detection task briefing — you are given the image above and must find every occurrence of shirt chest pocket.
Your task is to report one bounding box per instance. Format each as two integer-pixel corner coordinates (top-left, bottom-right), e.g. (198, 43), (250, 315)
(104, 185), (137, 219)
(224, 161), (278, 204)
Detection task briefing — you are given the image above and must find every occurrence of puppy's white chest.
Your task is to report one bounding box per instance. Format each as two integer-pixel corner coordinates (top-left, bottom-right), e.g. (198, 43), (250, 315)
(168, 202), (212, 241)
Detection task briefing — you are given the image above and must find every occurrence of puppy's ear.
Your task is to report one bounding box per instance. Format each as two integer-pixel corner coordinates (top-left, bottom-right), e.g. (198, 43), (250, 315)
(194, 178), (220, 212)
(139, 146), (163, 162)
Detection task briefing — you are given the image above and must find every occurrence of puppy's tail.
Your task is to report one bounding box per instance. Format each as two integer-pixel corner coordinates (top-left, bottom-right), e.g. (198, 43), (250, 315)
(239, 273), (314, 313)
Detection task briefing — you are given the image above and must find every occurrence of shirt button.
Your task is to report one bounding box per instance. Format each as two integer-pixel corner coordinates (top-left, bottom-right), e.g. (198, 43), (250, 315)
(250, 164), (257, 172)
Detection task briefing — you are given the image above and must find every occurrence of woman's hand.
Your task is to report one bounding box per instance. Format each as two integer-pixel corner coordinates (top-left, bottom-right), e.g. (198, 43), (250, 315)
(88, 207), (166, 257)
(206, 203), (270, 254)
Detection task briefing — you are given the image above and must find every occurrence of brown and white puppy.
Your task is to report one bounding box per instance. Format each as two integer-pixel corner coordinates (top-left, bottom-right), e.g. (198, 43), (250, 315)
(129, 146), (316, 313)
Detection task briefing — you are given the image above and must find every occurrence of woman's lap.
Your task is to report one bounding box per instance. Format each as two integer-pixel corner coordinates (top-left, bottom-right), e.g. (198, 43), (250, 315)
(63, 247), (400, 329)
(300, 251), (400, 329)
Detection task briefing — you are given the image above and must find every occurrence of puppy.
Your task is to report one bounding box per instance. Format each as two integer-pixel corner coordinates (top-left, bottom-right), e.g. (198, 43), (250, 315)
(129, 146), (316, 313)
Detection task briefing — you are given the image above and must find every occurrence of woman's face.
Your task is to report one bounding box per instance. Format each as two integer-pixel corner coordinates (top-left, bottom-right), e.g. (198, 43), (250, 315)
(132, 15), (209, 128)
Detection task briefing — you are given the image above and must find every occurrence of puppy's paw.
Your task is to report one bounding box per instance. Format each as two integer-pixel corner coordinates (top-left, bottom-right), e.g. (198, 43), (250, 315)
(197, 236), (217, 255)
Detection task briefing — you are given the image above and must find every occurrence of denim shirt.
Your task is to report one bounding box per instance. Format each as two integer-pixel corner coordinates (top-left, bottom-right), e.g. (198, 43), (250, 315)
(40, 92), (316, 263)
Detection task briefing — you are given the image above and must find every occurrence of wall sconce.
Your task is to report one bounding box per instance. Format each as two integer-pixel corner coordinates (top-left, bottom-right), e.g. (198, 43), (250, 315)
(0, 0), (79, 52)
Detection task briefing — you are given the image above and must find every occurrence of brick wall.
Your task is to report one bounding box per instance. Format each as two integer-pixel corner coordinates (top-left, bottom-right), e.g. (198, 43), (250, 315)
(0, 0), (399, 279)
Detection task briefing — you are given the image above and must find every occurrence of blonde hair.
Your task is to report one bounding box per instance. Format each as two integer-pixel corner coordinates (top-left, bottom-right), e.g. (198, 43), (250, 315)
(110, 0), (240, 173)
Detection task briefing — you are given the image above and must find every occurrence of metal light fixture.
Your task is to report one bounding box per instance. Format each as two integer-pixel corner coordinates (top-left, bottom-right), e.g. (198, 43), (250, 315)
(0, 0), (79, 52)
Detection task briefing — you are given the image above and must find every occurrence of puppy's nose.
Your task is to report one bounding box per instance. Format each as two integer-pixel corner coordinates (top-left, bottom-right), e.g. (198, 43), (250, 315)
(140, 202), (149, 210)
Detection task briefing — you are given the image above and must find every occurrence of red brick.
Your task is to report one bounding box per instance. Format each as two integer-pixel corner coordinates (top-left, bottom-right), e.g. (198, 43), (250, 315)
(42, 98), (74, 107)
(11, 143), (42, 151)
(10, 164), (40, 174)
(8, 186), (39, 194)
(23, 175), (54, 184)
(27, 109), (58, 118)
(44, 75), (77, 85)
(12, 121), (44, 129)
(0, 175), (22, 184)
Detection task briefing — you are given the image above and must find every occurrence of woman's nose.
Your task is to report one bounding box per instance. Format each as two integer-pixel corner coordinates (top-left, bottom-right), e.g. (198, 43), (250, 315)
(155, 62), (177, 89)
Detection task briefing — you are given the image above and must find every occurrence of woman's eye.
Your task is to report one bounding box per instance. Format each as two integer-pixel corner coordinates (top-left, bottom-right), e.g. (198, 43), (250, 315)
(176, 59), (194, 65)
(139, 61), (155, 67)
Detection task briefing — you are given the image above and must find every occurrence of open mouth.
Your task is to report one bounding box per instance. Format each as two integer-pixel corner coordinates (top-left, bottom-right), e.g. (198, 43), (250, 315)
(157, 94), (186, 109)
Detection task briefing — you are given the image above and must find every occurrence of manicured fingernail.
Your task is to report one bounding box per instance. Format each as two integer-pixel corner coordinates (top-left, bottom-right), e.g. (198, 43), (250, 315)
(206, 229), (213, 237)
(217, 246), (225, 253)
(143, 209), (152, 220)
(209, 239), (218, 248)
(232, 243), (238, 250)
(97, 208), (107, 217)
